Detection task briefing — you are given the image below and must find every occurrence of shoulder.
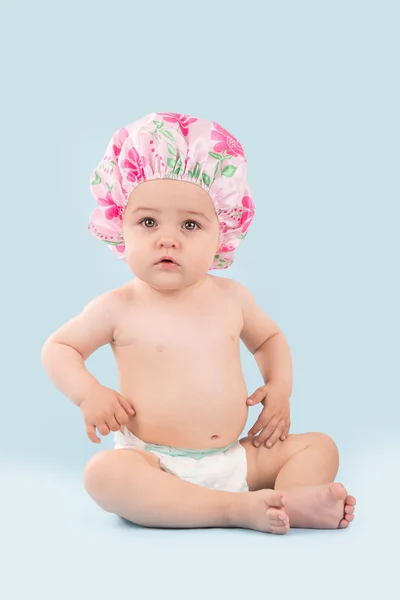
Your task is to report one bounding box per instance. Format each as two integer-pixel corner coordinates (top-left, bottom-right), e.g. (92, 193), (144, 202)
(112, 281), (136, 304)
(94, 284), (136, 343)
(45, 285), (132, 358)
(83, 283), (133, 318)
(207, 275), (252, 311)
(208, 275), (250, 301)
(74, 291), (117, 336)
(101, 283), (132, 305)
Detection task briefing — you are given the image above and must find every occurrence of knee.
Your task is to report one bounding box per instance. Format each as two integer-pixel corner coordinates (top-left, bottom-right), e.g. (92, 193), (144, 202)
(309, 432), (339, 463)
(83, 450), (114, 499)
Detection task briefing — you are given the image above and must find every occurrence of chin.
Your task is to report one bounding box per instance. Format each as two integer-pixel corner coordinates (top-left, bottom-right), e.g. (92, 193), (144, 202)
(127, 258), (210, 290)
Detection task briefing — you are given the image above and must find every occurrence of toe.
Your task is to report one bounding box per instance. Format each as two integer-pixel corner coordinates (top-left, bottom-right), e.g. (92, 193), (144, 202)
(345, 514), (354, 522)
(267, 490), (288, 508)
(271, 520), (290, 534)
(346, 495), (356, 505)
(329, 482), (348, 501)
(338, 519), (349, 528)
(266, 507), (290, 534)
(345, 505), (355, 514)
(268, 507), (288, 525)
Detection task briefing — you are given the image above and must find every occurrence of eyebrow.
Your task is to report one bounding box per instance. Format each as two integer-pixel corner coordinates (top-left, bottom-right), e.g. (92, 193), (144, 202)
(130, 206), (211, 222)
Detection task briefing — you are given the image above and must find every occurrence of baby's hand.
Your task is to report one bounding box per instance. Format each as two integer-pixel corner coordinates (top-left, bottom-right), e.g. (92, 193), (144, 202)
(79, 384), (135, 444)
(246, 382), (291, 448)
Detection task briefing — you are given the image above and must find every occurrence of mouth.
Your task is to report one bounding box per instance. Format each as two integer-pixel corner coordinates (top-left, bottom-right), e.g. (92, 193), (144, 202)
(156, 258), (180, 268)
(156, 257), (179, 265)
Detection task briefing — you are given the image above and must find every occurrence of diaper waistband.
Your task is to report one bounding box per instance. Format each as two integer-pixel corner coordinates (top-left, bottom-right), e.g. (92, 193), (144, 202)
(143, 441), (236, 460)
(119, 426), (236, 460)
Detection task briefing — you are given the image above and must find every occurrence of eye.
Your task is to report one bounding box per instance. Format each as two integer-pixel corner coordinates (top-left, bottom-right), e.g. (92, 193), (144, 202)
(138, 218), (201, 231)
(183, 221), (201, 231)
(139, 218), (156, 228)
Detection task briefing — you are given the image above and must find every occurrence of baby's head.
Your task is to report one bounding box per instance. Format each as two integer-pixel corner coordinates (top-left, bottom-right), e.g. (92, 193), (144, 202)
(88, 112), (255, 289)
(122, 179), (220, 290)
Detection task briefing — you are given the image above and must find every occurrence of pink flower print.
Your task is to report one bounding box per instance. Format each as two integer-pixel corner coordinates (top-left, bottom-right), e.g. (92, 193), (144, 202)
(211, 123), (245, 158)
(97, 191), (124, 221)
(239, 196), (255, 233)
(112, 128), (129, 158)
(219, 244), (236, 253)
(121, 147), (146, 183)
(157, 113), (198, 137)
(219, 221), (229, 234)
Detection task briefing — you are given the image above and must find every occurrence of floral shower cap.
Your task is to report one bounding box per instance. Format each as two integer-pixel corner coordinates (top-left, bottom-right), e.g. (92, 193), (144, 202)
(88, 112), (255, 269)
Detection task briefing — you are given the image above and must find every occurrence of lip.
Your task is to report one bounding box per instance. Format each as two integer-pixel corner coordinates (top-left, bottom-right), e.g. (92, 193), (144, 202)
(156, 261), (180, 269)
(155, 263), (179, 271)
(155, 256), (179, 266)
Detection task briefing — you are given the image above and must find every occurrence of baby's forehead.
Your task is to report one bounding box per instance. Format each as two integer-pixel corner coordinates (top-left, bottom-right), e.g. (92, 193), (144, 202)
(131, 178), (206, 199)
(127, 179), (216, 215)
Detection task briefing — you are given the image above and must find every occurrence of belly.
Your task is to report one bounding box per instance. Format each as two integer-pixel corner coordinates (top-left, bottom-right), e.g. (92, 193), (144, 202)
(112, 344), (249, 449)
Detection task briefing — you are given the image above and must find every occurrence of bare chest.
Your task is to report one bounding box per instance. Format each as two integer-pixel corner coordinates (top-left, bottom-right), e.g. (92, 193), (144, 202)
(113, 301), (243, 351)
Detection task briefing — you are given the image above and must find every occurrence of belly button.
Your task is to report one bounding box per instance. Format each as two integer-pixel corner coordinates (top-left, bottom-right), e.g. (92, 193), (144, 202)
(211, 434), (220, 440)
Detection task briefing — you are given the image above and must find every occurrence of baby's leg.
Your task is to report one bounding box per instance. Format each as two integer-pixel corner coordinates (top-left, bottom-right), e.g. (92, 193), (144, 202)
(83, 448), (289, 533)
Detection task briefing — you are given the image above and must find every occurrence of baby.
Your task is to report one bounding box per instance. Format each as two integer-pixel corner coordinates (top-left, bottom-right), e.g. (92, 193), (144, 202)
(41, 112), (356, 534)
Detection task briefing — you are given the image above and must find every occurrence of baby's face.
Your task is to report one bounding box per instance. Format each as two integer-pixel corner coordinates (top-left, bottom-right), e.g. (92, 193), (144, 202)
(122, 179), (221, 291)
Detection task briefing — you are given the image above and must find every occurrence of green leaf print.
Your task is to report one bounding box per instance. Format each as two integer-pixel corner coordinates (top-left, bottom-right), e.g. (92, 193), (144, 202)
(193, 162), (200, 179)
(91, 171), (101, 185)
(174, 157), (182, 176)
(202, 173), (210, 186)
(167, 158), (176, 168)
(209, 152), (223, 161)
(160, 129), (176, 141)
(104, 239), (123, 246)
(167, 143), (177, 156)
(222, 165), (237, 177)
(212, 162), (220, 180)
(153, 120), (163, 129)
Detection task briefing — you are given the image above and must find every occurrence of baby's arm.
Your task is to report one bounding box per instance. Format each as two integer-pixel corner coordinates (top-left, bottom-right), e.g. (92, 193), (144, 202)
(41, 291), (120, 406)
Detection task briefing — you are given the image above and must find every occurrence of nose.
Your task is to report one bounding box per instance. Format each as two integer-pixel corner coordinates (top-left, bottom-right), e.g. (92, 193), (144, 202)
(157, 228), (179, 249)
(159, 240), (177, 250)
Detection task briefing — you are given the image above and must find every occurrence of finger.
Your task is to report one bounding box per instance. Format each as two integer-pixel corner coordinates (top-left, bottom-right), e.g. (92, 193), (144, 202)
(248, 416), (268, 438)
(96, 422), (111, 436)
(254, 419), (279, 446)
(114, 405), (131, 427)
(280, 422), (291, 440)
(247, 388), (267, 406)
(280, 427), (289, 441)
(264, 422), (286, 448)
(86, 423), (101, 444)
(105, 415), (121, 432)
(118, 395), (135, 415)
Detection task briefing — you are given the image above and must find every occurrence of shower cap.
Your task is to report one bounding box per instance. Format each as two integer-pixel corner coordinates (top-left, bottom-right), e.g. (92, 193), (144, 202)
(89, 112), (255, 269)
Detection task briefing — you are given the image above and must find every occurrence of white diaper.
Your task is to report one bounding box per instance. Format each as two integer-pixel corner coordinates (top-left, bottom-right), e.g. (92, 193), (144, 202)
(114, 426), (249, 493)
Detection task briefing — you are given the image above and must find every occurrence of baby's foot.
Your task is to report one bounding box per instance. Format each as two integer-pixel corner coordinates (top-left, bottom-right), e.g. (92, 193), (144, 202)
(281, 482), (356, 529)
(230, 489), (290, 534)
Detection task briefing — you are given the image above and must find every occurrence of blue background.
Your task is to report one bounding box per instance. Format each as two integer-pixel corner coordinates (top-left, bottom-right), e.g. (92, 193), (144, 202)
(1, 0), (399, 598)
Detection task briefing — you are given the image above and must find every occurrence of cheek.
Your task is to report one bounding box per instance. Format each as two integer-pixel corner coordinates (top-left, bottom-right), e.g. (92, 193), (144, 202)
(123, 227), (142, 247)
